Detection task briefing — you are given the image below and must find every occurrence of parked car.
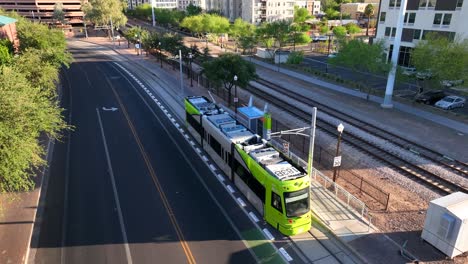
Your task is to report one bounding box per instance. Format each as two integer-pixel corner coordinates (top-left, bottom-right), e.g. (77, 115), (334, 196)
(312, 35), (328, 42)
(328, 52), (338, 58)
(435, 96), (466, 110)
(416, 70), (433, 80)
(440, 79), (464, 87)
(401, 67), (417, 76)
(414, 90), (446, 105)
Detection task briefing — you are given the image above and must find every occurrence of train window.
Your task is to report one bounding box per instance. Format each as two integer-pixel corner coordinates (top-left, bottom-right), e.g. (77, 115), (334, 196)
(186, 113), (202, 135)
(234, 159), (266, 202)
(271, 192), (283, 213)
(210, 135), (222, 156)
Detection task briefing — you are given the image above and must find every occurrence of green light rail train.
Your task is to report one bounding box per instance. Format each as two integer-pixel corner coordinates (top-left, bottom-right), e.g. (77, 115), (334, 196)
(184, 96), (311, 236)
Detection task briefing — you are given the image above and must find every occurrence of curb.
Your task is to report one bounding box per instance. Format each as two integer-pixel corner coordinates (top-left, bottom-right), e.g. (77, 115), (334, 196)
(310, 213), (371, 264)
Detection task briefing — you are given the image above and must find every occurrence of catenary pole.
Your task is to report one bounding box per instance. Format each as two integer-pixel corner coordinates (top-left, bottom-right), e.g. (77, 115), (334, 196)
(307, 107), (317, 177)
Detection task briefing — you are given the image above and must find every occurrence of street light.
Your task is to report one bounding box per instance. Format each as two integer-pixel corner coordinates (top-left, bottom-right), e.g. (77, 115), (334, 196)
(188, 53), (193, 87)
(234, 75), (238, 114)
(332, 123), (344, 182)
(134, 34), (140, 55)
(158, 41), (162, 68)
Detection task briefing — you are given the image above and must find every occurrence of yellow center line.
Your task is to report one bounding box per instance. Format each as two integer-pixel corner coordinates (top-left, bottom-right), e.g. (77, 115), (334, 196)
(104, 75), (197, 264)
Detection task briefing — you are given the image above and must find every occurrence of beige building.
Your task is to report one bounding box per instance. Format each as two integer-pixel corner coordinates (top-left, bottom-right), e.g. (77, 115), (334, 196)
(341, 2), (379, 20)
(0, 0), (84, 24)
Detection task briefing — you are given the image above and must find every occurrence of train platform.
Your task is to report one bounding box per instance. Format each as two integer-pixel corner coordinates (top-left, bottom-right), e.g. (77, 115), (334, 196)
(77, 35), (468, 263)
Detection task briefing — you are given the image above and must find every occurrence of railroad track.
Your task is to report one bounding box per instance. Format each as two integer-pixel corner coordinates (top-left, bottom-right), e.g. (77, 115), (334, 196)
(257, 78), (468, 180)
(248, 78), (468, 195)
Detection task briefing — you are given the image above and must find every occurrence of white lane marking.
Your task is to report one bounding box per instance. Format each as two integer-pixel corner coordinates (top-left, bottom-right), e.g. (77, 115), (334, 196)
(262, 228), (274, 241)
(216, 174), (224, 182)
(189, 141), (195, 145)
(178, 128), (184, 133)
(184, 134), (189, 140)
(202, 156), (209, 162)
(196, 148), (201, 154)
(209, 164), (217, 171)
(175, 123), (180, 128)
(279, 248), (293, 262)
(227, 185), (235, 193)
(109, 62), (263, 263)
(249, 212), (259, 223)
(237, 198), (246, 207)
(96, 109), (133, 264)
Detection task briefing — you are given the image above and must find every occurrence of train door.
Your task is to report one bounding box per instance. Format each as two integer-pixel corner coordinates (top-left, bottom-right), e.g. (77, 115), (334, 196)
(265, 185), (285, 231)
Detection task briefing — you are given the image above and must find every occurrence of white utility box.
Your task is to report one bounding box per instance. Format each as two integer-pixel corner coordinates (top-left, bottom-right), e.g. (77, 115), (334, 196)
(256, 48), (274, 59)
(421, 192), (468, 258)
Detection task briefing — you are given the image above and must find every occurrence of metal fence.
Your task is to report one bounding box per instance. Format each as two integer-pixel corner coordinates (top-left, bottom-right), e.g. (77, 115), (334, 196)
(269, 118), (390, 211)
(269, 138), (373, 227)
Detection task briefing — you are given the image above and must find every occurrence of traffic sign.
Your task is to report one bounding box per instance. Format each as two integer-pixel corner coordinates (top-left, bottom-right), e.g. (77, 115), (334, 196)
(333, 156), (342, 167)
(234, 97), (238, 103)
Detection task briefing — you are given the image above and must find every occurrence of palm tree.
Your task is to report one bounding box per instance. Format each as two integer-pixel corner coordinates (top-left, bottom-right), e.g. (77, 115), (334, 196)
(364, 4), (375, 36)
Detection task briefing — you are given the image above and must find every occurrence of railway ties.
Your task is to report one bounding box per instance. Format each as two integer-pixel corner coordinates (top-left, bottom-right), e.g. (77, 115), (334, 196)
(256, 78), (468, 180)
(249, 78), (468, 195)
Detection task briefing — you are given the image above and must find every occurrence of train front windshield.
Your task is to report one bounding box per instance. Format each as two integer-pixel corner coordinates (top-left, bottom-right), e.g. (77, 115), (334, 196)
(284, 188), (310, 217)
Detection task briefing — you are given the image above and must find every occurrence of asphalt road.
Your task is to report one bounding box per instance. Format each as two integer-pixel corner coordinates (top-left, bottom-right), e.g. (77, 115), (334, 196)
(31, 44), (259, 263)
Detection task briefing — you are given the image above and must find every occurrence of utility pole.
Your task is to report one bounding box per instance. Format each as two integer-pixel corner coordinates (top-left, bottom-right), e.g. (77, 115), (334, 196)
(110, 17), (115, 48)
(382, 0), (408, 108)
(179, 49), (184, 96)
(151, 0), (156, 27)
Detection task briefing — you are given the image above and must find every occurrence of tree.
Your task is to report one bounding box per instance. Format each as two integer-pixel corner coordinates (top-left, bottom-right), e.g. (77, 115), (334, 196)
(290, 6), (312, 50)
(0, 12), (69, 193)
(345, 23), (361, 37)
(53, 2), (66, 24)
(364, 4), (375, 36)
(82, 0), (128, 28)
(333, 26), (347, 38)
(202, 53), (258, 107)
(329, 39), (390, 99)
(293, 6), (312, 24)
(411, 34), (468, 86)
(186, 3), (202, 16)
(0, 40), (12, 65)
(238, 35), (256, 55)
(325, 8), (340, 20)
(255, 23), (275, 49)
(134, 3), (152, 20)
(258, 20), (290, 51)
(154, 8), (185, 27)
(230, 18), (256, 52)
(180, 15), (204, 38)
(16, 20), (72, 68)
(160, 32), (184, 56)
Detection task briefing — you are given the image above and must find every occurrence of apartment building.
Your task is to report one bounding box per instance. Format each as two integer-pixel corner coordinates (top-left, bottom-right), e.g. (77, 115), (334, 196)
(376, 0), (467, 67)
(341, 2), (379, 20)
(0, 0), (84, 24)
(178, 0), (204, 10)
(295, 0), (320, 15)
